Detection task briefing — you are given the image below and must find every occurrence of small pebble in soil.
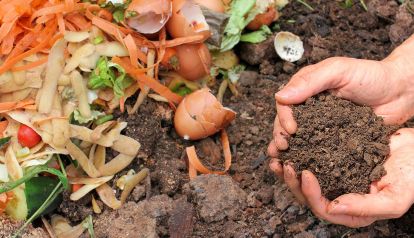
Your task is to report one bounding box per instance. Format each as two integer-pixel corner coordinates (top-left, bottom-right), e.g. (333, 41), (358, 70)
(279, 94), (399, 200)
(183, 174), (247, 223)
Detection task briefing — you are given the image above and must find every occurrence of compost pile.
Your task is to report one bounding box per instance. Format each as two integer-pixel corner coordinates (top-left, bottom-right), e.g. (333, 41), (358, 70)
(279, 94), (399, 200)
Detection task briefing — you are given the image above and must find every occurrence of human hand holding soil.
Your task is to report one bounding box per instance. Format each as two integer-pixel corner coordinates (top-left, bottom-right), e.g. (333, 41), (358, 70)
(268, 35), (414, 227)
(268, 35), (414, 153)
(269, 128), (414, 227)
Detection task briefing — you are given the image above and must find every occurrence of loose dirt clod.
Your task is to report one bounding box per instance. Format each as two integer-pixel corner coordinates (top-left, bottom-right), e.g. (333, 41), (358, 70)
(279, 94), (399, 200)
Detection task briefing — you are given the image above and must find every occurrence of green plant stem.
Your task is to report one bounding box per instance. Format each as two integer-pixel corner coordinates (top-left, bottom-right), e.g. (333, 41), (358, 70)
(0, 165), (68, 193)
(296, 0), (314, 11)
(360, 0), (368, 11)
(13, 182), (64, 238)
(56, 154), (67, 178)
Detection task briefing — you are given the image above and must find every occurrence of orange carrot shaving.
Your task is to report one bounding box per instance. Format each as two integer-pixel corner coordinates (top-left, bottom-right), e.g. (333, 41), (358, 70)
(124, 34), (139, 65)
(0, 120), (9, 136)
(11, 56), (48, 71)
(119, 97), (125, 113)
(0, 21), (57, 74)
(66, 13), (92, 30)
(97, 9), (113, 22)
(186, 129), (232, 179)
(72, 184), (83, 192)
(112, 57), (183, 105)
(161, 47), (178, 69)
(91, 16), (125, 43)
(0, 99), (35, 113)
(32, 116), (68, 125)
(0, 192), (14, 214)
(57, 13), (65, 34)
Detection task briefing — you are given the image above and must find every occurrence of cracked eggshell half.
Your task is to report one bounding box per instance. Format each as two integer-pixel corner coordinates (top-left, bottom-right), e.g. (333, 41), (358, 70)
(127, 0), (172, 34)
(274, 31), (304, 62)
(174, 88), (236, 140)
(167, 0), (211, 38)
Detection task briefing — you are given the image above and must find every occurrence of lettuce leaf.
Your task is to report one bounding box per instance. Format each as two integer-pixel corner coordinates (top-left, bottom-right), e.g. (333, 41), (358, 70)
(88, 57), (133, 98)
(73, 109), (103, 124)
(220, 0), (273, 51)
(240, 25), (272, 43)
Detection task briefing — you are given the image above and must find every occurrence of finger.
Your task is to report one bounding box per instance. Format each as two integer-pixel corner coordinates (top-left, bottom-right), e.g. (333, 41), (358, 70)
(267, 139), (278, 158)
(275, 57), (350, 105)
(301, 171), (376, 227)
(274, 116), (289, 150)
(276, 102), (297, 134)
(327, 190), (410, 218)
(283, 164), (306, 204)
(269, 158), (284, 179)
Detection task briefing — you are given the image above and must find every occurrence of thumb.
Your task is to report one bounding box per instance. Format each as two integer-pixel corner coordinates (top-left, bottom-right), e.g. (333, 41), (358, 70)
(275, 57), (351, 105)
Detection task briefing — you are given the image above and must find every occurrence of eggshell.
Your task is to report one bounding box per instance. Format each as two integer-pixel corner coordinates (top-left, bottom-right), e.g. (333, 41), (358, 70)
(174, 88), (236, 140)
(167, 0), (210, 38)
(193, 0), (225, 13)
(127, 0), (172, 34)
(274, 31), (304, 62)
(175, 43), (211, 81)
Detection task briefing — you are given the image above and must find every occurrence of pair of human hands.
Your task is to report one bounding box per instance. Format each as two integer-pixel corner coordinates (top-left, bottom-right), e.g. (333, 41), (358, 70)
(268, 36), (414, 227)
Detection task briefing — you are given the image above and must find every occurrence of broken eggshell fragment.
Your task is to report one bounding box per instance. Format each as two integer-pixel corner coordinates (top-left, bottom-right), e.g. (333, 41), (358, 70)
(175, 43), (211, 81)
(126, 0), (172, 34)
(174, 88), (236, 140)
(274, 31), (304, 62)
(167, 0), (211, 38)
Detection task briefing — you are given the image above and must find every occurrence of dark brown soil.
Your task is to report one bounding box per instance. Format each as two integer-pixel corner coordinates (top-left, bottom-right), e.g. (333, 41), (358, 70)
(279, 94), (398, 200)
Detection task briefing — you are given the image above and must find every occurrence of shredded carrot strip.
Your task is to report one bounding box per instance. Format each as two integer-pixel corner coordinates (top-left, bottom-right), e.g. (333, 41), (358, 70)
(124, 34), (139, 65)
(0, 21), (56, 74)
(97, 9), (112, 22)
(119, 97), (125, 113)
(66, 13), (91, 30)
(186, 130), (232, 179)
(0, 121), (9, 136)
(57, 13), (65, 34)
(92, 16), (125, 43)
(112, 57), (183, 105)
(33, 116), (68, 125)
(0, 99), (35, 113)
(11, 56), (48, 71)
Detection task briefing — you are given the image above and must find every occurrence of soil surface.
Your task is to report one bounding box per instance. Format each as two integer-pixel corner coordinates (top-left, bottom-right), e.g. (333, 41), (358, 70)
(279, 94), (397, 200)
(6, 0), (414, 237)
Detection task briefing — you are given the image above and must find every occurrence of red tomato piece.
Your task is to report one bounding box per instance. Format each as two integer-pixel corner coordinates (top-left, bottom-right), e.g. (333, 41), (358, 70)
(17, 125), (41, 148)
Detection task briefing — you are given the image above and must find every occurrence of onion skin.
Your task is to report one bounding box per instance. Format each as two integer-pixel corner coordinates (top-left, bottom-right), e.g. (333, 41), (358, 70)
(193, 0), (225, 13)
(175, 43), (211, 81)
(246, 6), (278, 31)
(174, 88), (236, 140)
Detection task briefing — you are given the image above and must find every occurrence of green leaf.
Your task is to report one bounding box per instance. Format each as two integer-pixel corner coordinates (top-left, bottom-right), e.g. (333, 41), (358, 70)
(240, 25), (272, 43)
(93, 36), (104, 45)
(73, 109), (104, 124)
(339, 0), (354, 8)
(83, 215), (96, 238)
(0, 136), (11, 149)
(88, 57), (130, 98)
(220, 0), (257, 51)
(228, 64), (246, 83)
(25, 177), (63, 217)
(0, 165), (69, 193)
(95, 114), (114, 125)
(113, 10), (125, 23)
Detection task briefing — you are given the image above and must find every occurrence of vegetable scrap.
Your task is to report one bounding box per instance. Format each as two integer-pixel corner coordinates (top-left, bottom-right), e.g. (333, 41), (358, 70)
(0, 0), (291, 236)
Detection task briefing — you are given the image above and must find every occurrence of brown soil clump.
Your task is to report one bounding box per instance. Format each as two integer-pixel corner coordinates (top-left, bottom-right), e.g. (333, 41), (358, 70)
(279, 94), (398, 200)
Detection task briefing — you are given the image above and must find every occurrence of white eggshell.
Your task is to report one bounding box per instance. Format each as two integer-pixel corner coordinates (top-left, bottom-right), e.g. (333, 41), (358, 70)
(274, 31), (304, 62)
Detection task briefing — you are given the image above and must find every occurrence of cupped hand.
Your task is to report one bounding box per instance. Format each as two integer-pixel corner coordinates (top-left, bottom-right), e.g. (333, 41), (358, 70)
(268, 52), (414, 155)
(269, 128), (414, 227)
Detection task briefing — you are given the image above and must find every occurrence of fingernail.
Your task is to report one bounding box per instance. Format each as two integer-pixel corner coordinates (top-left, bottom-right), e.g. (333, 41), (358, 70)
(328, 203), (348, 214)
(276, 88), (296, 100)
(269, 161), (279, 171)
